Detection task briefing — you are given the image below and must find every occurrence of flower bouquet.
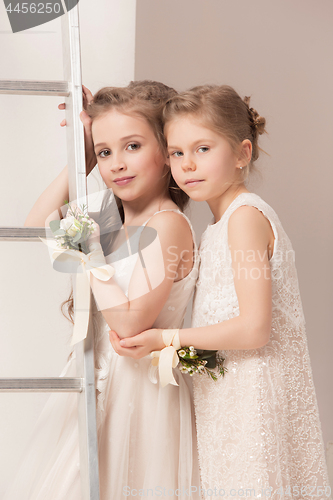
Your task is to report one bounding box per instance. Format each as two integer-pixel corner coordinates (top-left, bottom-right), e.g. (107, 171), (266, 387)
(42, 201), (114, 345)
(178, 347), (227, 381)
(49, 202), (95, 254)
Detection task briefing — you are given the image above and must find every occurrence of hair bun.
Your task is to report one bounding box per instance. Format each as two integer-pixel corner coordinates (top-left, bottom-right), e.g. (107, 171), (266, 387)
(243, 96), (266, 136)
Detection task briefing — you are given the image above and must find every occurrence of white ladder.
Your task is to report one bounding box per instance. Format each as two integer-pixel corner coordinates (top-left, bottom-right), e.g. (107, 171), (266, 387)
(0, 7), (100, 500)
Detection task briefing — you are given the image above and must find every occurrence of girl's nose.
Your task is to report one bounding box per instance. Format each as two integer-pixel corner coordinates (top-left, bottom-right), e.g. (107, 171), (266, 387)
(110, 156), (126, 172)
(182, 156), (196, 172)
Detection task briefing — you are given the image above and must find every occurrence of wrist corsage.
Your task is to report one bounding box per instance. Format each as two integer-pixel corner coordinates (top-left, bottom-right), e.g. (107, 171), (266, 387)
(150, 329), (227, 387)
(178, 347), (227, 381)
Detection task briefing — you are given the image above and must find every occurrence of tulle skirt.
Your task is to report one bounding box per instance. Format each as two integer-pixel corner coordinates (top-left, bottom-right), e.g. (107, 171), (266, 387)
(4, 336), (201, 499)
(3, 357), (81, 500)
(98, 352), (201, 499)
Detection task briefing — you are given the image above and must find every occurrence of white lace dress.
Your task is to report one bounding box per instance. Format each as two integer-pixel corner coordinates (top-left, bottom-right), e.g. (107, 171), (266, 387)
(191, 193), (331, 499)
(4, 210), (201, 500)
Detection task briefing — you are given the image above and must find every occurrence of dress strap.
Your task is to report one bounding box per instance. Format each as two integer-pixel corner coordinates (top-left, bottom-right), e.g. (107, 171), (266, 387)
(223, 192), (280, 262)
(142, 209), (198, 253)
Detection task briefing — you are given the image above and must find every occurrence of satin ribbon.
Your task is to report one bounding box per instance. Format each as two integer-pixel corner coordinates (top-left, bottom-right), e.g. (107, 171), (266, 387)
(150, 329), (181, 388)
(40, 238), (114, 345)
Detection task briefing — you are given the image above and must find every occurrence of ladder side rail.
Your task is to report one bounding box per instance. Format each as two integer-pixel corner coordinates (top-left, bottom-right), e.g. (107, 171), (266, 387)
(62, 7), (101, 500)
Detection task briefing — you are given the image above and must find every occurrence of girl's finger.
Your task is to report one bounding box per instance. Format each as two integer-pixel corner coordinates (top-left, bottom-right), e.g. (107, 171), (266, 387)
(110, 330), (120, 341)
(119, 336), (142, 348)
(58, 103), (65, 110)
(82, 85), (93, 100)
(109, 332), (120, 354)
(80, 110), (92, 130)
(60, 119), (66, 127)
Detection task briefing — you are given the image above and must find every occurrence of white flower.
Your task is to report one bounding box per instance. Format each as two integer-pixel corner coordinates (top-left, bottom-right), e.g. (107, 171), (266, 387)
(189, 352), (196, 358)
(60, 216), (82, 237)
(60, 216), (75, 232)
(178, 350), (186, 358)
(189, 346), (195, 351)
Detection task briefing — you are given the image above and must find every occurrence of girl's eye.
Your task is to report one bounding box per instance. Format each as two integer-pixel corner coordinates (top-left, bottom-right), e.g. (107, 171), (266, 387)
(98, 149), (111, 158)
(171, 151), (183, 158)
(197, 146), (209, 153)
(127, 143), (140, 151)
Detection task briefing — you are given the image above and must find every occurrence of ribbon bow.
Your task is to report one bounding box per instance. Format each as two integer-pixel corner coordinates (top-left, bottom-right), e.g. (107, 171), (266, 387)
(40, 238), (114, 345)
(150, 329), (181, 388)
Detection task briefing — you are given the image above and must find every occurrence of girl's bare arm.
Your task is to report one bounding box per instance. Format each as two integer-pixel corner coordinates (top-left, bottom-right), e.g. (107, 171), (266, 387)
(25, 86), (96, 228)
(24, 166), (69, 227)
(114, 206), (274, 355)
(90, 211), (194, 339)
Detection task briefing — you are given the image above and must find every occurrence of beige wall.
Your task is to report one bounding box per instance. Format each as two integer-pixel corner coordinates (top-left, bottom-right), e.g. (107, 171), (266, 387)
(135, 0), (333, 447)
(0, 0), (136, 494)
(0, 0), (332, 491)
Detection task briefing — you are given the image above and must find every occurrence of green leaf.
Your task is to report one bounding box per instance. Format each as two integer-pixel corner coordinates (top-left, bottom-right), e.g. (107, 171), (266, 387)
(205, 369), (217, 382)
(53, 229), (66, 236)
(70, 242), (80, 250)
(199, 351), (217, 359)
(72, 232), (82, 243)
(49, 220), (61, 233)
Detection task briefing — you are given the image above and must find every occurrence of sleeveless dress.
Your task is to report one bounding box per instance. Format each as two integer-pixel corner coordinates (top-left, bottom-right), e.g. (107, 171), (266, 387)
(4, 209), (201, 500)
(191, 193), (331, 499)
(95, 209), (201, 498)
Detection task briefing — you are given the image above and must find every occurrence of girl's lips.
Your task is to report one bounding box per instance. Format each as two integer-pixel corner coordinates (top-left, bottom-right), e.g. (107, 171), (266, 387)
(185, 179), (204, 187)
(113, 176), (135, 186)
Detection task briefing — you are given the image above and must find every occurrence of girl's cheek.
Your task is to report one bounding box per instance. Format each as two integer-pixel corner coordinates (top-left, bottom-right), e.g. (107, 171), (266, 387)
(170, 165), (180, 182)
(98, 165), (109, 184)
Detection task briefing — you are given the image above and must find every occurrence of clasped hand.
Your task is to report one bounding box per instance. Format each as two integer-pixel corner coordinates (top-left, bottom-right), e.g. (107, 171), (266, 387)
(109, 329), (165, 359)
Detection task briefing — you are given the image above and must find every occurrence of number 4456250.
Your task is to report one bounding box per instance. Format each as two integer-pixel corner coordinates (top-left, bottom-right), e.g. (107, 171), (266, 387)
(6, 3), (62, 14)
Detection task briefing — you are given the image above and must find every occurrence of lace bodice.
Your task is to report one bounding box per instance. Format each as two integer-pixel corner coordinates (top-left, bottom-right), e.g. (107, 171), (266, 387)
(192, 193), (331, 499)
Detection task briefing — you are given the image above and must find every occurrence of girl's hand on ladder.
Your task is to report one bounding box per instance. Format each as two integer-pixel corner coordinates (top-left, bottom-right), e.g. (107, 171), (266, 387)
(58, 85), (97, 176)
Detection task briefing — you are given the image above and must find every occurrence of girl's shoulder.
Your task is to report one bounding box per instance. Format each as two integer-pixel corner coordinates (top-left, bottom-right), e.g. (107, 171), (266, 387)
(142, 209), (198, 281)
(144, 208), (195, 238)
(227, 192), (280, 223)
(227, 192), (283, 241)
(142, 209), (197, 256)
(202, 192), (290, 265)
(206, 192), (281, 237)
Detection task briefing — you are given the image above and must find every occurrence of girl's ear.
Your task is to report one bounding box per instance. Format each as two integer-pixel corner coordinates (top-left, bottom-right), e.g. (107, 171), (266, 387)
(238, 139), (252, 168)
(165, 154), (170, 167)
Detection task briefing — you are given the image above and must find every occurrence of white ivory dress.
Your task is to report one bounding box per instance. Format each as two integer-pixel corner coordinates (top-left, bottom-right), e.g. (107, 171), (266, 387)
(191, 193), (331, 499)
(4, 209), (201, 500)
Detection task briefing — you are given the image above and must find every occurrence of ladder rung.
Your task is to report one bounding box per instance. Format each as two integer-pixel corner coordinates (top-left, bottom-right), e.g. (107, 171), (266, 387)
(0, 80), (69, 96)
(0, 378), (83, 392)
(0, 227), (53, 241)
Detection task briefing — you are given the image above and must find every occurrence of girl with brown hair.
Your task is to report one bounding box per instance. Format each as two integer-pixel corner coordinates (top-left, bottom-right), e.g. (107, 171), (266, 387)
(6, 82), (201, 499)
